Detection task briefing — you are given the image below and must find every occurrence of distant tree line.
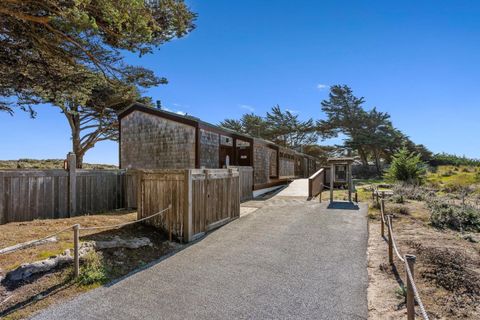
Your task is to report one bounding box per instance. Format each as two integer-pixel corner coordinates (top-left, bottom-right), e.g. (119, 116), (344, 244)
(221, 85), (433, 175)
(429, 153), (480, 167)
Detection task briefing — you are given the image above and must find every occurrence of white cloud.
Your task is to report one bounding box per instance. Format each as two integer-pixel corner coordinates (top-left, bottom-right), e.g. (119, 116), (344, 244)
(317, 84), (328, 90)
(161, 106), (186, 116)
(286, 109), (299, 114)
(239, 104), (255, 112)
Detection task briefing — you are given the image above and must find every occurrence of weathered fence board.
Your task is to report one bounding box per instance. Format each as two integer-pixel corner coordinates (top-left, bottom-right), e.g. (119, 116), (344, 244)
(0, 170), (70, 223)
(0, 167), (138, 224)
(137, 168), (240, 242)
(230, 166), (253, 202)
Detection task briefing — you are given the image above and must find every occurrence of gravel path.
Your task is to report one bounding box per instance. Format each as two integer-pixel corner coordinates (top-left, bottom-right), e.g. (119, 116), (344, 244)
(32, 199), (368, 320)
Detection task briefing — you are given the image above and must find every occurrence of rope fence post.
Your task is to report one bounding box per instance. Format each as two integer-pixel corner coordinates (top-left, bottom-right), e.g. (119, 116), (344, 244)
(380, 197), (385, 237)
(73, 224), (80, 278)
(387, 215), (393, 264)
(406, 254), (417, 320)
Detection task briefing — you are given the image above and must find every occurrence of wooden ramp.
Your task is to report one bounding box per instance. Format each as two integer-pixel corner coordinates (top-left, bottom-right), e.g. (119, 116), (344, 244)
(274, 179), (309, 198)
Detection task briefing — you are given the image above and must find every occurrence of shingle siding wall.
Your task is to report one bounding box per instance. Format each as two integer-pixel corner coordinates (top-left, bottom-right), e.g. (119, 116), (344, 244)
(120, 111), (196, 169)
(254, 144), (277, 185)
(199, 129), (219, 168)
(279, 158), (295, 178)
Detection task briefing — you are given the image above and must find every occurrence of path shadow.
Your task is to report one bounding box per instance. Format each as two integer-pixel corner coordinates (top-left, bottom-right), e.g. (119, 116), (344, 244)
(0, 279), (74, 318)
(327, 201), (360, 210)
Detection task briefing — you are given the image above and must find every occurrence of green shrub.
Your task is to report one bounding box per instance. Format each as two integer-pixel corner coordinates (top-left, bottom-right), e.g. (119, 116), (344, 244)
(391, 194), (404, 204)
(395, 285), (407, 300)
(393, 184), (435, 201)
(390, 204), (410, 215)
(385, 147), (426, 184)
(77, 251), (108, 286)
(428, 199), (480, 232)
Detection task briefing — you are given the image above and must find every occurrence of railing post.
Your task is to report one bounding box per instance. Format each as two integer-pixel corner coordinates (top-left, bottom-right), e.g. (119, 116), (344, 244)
(387, 215), (393, 264)
(406, 254), (417, 320)
(380, 197), (385, 237)
(73, 224), (80, 278)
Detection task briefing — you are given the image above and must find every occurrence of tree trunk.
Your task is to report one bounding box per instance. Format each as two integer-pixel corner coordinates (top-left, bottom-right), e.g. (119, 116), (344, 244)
(373, 150), (382, 174)
(65, 104), (84, 169)
(357, 148), (368, 166)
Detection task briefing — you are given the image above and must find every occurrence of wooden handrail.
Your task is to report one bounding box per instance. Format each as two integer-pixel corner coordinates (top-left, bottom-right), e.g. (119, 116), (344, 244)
(308, 168), (325, 199)
(308, 168), (325, 180)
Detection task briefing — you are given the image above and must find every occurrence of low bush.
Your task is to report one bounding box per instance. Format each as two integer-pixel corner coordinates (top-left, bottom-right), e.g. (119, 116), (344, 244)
(389, 204), (410, 215)
(428, 199), (480, 232)
(77, 251), (109, 286)
(393, 184), (435, 201)
(391, 194), (404, 204)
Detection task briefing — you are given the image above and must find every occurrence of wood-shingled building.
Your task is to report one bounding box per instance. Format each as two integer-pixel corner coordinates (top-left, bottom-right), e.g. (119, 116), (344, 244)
(118, 103), (321, 190)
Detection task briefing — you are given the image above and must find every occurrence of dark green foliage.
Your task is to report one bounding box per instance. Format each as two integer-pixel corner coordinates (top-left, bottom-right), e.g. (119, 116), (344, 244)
(220, 105), (317, 150)
(428, 199), (480, 232)
(385, 147), (426, 184)
(0, 0), (196, 113)
(430, 153), (480, 167)
(318, 85), (431, 173)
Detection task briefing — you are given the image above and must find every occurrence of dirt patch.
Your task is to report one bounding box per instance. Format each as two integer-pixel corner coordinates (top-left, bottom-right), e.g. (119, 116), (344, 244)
(0, 212), (181, 319)
(367, 199), (480, 319)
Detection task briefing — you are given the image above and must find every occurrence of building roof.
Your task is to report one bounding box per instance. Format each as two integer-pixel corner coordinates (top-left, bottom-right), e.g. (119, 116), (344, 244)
(118, 103), (320, 161)
(327, 157), (355, 164)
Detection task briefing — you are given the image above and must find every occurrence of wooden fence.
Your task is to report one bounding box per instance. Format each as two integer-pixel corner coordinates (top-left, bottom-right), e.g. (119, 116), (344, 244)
(231, 166), (253, 202)
(0, 153), (136, 224)
(137, 168), (240, 242)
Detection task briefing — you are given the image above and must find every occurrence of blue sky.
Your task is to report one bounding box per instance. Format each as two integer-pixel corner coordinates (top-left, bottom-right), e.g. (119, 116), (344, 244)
(1, 0), (479, 164)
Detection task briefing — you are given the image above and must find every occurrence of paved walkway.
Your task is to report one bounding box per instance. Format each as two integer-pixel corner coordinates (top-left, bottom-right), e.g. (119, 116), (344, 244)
(33, 196), (368, 320)
(275, 178), (309, 197)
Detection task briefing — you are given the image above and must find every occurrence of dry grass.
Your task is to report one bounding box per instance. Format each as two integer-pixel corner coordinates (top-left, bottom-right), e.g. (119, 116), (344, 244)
(0, 159), (117, 170)
(0, 211), (178, 319)
(367, 198), (480, 319)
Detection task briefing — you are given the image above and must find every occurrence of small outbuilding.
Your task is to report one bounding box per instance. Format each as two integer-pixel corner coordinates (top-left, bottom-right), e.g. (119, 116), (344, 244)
(118, 103), (321, 191)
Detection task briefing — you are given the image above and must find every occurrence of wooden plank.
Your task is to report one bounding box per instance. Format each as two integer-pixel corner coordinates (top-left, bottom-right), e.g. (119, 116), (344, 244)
(0, 177), (5, 224)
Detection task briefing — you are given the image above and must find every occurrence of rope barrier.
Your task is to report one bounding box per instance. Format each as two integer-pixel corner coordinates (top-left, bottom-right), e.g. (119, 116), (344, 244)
(79, 205), (171, 231)
(0, 225), (73, 255)
(405, 258), (430, 320)
(379, 193), (430, 319)
(387, 217), (405, 263)
(1, 205), (172, 253)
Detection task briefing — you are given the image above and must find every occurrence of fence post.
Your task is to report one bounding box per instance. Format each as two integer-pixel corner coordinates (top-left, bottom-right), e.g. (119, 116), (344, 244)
(73, 224), (80, 278)
(406, 254), (416, 320)
(67, 152), (77, 217)
(380, 198), (385, 237)
(183, 170), (193, 243)
(387, 215), (393, 264)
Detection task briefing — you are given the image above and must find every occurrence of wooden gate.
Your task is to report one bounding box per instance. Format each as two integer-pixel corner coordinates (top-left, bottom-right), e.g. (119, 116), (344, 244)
(137, 168), (240, 242)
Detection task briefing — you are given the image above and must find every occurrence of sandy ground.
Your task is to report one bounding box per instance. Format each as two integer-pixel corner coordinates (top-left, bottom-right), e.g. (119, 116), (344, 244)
(367, 199), (480, 320)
